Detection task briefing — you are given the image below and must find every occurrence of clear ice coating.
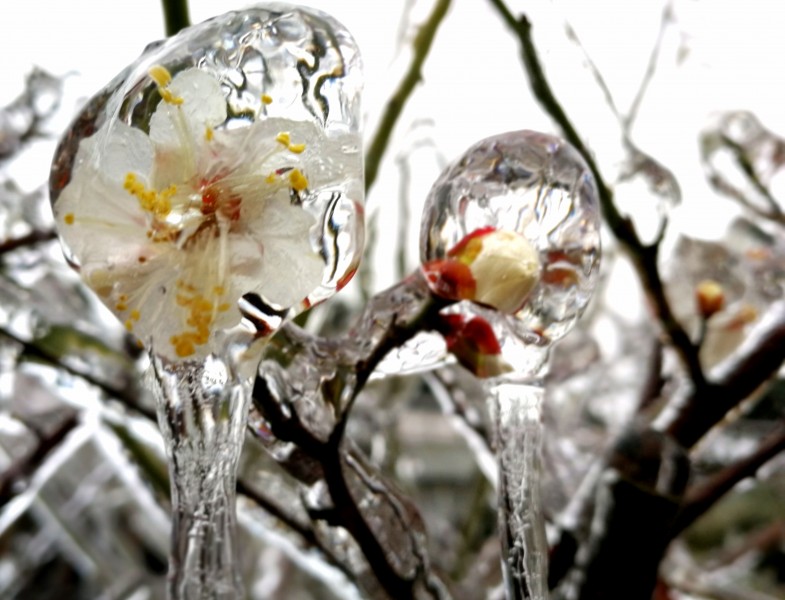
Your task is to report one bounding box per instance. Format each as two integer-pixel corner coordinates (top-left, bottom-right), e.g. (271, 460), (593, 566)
(49, 4), (364, 363)
(48, 6), (364, 600)
(420, 130), (601, 353)
(420, 131), (601, 600)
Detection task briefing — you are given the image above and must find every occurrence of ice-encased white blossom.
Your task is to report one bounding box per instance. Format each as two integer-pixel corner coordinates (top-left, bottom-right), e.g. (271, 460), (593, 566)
(54, 67), (358, 361)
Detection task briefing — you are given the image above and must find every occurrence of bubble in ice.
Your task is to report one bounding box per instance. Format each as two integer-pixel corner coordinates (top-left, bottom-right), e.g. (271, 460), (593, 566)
(49, 4), (364, 361)
(421, 130), (601, 345)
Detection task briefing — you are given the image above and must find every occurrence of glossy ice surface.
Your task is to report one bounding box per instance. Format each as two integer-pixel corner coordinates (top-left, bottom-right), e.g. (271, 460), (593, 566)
(421, 130), (601, 346)
(50, 4), (364, 362)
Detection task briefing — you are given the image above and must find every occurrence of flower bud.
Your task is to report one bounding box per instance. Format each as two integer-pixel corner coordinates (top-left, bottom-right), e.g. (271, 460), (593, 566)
(438, 314), (512, 378)
(423, 227), (540, 314)
(696, 279), (725, 319)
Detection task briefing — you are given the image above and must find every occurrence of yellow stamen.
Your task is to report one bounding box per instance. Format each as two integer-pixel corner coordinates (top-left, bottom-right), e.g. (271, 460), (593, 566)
(130, 309), (141, 321)
(149, 65), (184, 105)
(115, 302), (128, 311)
(124, 320), (134, 332)
(261, 94), (273, 105)
(218, 303), (231, 312)
(276, 132), (291, 146)
(174, 339), (195, 358)
(265, 172), (277, 184)
(159, 88), (184, 106)
(289, 169), (308, 192)
(205, 126), (214, 142)
(64, 213), (75, 225)
(288, 143), (306, 154)
(170, 285), (227, 357)
(148, 65), (172, 87)
(124, 172), (175, 218)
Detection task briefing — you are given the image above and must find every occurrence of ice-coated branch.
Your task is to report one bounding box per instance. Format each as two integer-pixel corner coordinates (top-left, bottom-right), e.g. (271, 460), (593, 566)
(0, 69), (63, 161)
(673, 422), (785, 536)
(701, 114), (785, 227)
(0, 412), (79, 508)
(364, 0), (452, 194)
(553, 427), (689, 600)
(486, 0), (706, 389)
(550, 305), (785, 592)
(664, 301), (785, 448)
(0, 327), (146, 416)
(252, 379), (448, 600)
(250, 271), (453, 599)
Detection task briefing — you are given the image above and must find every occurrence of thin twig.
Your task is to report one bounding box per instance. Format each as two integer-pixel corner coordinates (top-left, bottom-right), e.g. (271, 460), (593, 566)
(673, 422), (785, 535)
(0, 327), (150, 419)
(486, 0), (705, 388)
(715, 135), (785, 223)
(625, 3), (673, 133)
(0, 413), (79, 508)
(0, 229), (57, 255)
(665, 301), (785, 448)
(364, 0), (452, 194)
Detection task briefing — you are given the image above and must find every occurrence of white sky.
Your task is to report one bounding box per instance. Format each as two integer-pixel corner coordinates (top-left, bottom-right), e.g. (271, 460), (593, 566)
(2, 0), (784, 290)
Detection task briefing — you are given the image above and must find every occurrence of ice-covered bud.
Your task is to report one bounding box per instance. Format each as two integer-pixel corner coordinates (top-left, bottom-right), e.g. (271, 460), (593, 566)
(438, 314), (512, 378)
(423, 227), (540, 314)
(420, 130), (601, 343)
(695, 279), (725, 319)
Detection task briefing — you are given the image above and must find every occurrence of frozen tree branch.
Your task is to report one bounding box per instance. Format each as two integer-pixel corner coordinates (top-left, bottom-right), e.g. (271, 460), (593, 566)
(364, 0), (452, 194)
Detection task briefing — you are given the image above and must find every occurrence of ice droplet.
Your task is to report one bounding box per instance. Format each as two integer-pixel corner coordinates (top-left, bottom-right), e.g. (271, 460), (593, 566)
(420, 131), (602, 600)
(49, 4), (364, 359)
(420, 130), (601, 346)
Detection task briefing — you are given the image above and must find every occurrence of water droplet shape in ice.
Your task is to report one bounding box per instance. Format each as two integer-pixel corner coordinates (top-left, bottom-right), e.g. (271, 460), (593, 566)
(420, 130), (601, 347)
(49, 4), (364, 362)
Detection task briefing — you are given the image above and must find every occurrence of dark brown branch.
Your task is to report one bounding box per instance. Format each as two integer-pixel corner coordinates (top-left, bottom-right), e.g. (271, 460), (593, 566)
(0, 413), (79, 508)
(251, 273), (453, 599)
(486, 0), (705, 389)
(0, 229), (57, 255)
(254, 375), (422, 599)
(332, 274), (449, 442)
(160, 0), (190, 36)
(673, 422), (785, 535)
(665, 302), (785, 448)
(0, 327), (151, 419)
(235, 477), (360, 586)
(322, 446), (419, 600)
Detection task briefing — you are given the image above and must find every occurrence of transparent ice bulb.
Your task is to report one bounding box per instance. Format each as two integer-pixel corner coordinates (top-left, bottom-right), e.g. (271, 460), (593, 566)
(49, 6), (364, 599)
(420, 131), (601, 599)
(50, 4), (364, 363)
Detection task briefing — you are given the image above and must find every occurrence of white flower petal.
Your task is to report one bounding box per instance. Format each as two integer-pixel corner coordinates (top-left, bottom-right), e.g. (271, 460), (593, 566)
(240, 195), (324, 307)
(255, 237), (324, 308)
(56, 166), (153, 271)
(149, 68), (227, 149)
(97, 121), (154, 181)
(252, 194), (317, 238)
